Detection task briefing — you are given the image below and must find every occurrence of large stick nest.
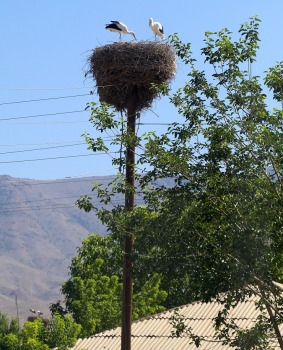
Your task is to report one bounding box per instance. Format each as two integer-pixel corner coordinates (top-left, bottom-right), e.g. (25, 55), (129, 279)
(86, 41), (176, 112)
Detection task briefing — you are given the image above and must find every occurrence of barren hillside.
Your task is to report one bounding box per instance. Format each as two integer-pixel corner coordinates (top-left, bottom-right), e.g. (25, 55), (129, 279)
(0, 175), (115, 322)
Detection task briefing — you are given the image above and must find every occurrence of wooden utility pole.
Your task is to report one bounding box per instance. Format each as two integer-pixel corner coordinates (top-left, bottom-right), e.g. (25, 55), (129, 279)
(15, 293), (19, 326)
(121, 87), (137, 350)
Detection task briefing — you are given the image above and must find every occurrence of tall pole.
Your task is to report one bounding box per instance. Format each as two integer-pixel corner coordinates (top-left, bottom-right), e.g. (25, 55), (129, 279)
(15, 293), (19, 326)
(121, 86), (137, 350)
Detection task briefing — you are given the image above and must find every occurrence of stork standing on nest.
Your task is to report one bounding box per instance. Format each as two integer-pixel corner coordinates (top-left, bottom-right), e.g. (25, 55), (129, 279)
(149, 18), (165, 40)
(105, 21), (136, 41)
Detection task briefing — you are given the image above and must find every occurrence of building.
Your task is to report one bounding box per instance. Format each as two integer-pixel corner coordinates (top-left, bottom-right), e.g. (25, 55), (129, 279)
(70, 291), (283, 349)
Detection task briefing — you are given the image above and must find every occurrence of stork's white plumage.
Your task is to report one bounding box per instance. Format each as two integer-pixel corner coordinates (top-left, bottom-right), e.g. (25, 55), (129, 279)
(149, 18), (165, 40)
(105, 21), (136, 41)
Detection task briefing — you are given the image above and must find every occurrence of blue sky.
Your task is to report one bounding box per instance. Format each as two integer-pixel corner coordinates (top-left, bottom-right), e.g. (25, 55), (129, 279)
(1, 0), (282, 180)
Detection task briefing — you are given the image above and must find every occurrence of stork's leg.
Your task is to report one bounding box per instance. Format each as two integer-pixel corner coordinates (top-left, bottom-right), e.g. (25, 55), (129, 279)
(119, 33), (122, 41)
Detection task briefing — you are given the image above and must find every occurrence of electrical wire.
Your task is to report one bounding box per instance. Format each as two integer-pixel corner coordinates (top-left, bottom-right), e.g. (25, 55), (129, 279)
(0, 109), (87, 121)
(4, 194), (94, 206)
(0, 152), (119, 164)
(0, 198), (144, 213)
(0, 204), (77, 213)
(0, 120), (89, 125)
(0, 137), (114, 148)
(0, 143), (86, 155)
(0, 176), (116, 187)
(0, 140), (84, 147)
(0, 93), (92, 106)
(0, 87), (93, 91)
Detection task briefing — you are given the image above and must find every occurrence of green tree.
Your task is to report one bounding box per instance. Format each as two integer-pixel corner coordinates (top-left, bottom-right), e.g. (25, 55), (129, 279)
(60, 233), (167, 337)
(45, 313), (81, 350)
(76, 16), (283, 348)
(1, 333), (21, 350)
(17, 318), (47, 350)
(0, 312), (20, 350)
(0, 312), (11, 335)
(59, 234), (123, 336)
(0, 312), (80, 350)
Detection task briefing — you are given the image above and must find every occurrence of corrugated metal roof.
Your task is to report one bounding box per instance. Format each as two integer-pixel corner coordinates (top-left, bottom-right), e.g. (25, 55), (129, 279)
(70, 295), (283, 349)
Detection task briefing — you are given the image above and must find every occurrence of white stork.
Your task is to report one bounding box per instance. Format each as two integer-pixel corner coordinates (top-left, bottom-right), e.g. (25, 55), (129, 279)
(105, 21), (136, 41)
(149, 18), (165, 40)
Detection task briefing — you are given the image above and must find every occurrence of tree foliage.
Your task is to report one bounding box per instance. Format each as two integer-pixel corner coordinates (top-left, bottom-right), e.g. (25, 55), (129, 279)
(0, 311), (80, 350)
(73, 16), (283, 348)
(60, 233), (167, 337)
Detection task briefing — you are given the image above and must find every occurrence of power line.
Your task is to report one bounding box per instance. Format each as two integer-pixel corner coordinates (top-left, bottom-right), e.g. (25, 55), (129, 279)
(3, 194), (131, 207)
(0, 138), (115, 157)
(0, 87), (93, 91)
(0, 143), (86, 155)
(0, 175), (116, 185)
(0, 93), (92, 106)
(0, 153), (112, 164)
(0, 109), (87, 121)
(0, 120), (89, 125)
(139, 122), (189, 126)
(0, 137), (116, 154)
(0, 170), (150, 187)
(4, 194), (94, 206)
(0, 120), (182, 126)
(0, 140), (84, 147)
(0, 137), (114, 148)
(0, 204), (78, 213)
(0, 152), (115, 164)
(0, 198), (144, 213)
(0, 148), (123, 164)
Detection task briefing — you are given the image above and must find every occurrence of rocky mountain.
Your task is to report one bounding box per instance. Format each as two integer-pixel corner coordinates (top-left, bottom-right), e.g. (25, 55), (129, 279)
(0, 174), (118, 322)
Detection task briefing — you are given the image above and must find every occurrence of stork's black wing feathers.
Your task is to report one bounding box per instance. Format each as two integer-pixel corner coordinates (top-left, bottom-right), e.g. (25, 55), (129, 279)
(159, 26), (164, 34)
(111, 20), (120, 24)
(105, 23), (122, 31)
